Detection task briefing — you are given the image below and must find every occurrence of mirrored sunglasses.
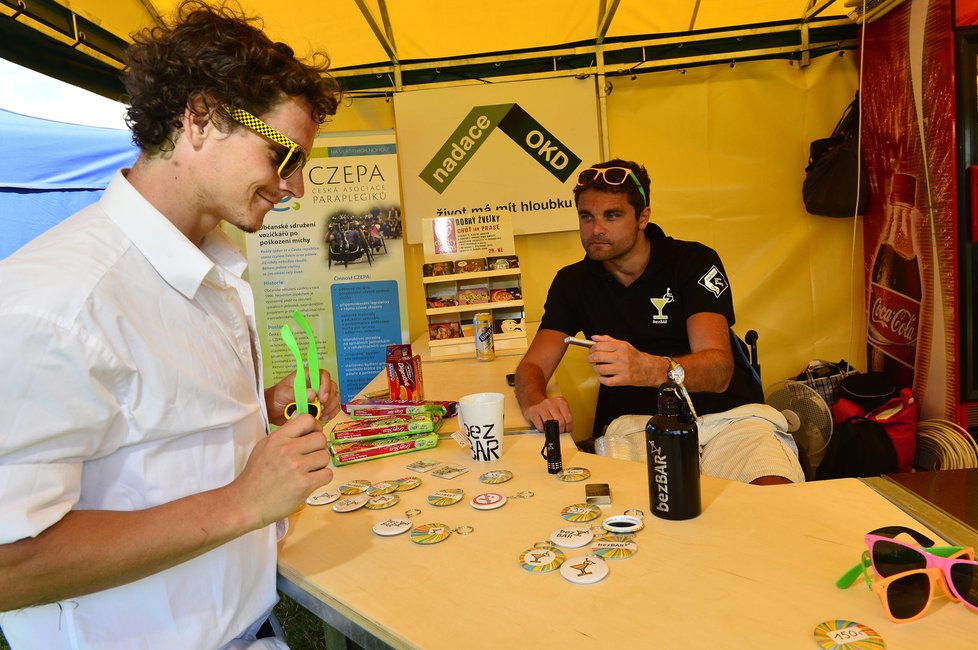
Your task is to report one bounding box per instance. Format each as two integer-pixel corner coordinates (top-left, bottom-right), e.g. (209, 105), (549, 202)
(222, 104), (308, 179)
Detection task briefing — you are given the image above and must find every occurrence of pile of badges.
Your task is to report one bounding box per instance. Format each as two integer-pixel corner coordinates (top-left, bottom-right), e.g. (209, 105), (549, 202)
(308, 466), (535, 546)
(518, 483), (645, 585)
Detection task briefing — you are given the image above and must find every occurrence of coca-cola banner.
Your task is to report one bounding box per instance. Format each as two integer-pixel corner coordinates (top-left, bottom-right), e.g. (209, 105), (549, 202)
(862, 0), (958, 419)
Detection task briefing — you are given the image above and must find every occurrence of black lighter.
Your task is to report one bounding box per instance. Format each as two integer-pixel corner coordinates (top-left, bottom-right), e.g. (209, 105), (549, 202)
(542, 419), (562, 474)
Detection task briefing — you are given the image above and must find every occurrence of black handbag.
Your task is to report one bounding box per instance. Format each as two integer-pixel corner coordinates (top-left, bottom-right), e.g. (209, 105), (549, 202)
(802, 92), (870, 217)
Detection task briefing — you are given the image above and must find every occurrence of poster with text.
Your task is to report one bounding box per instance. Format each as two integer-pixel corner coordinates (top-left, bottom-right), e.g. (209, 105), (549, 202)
(245, 130), (407, 405)
(394, 76), (601, 243)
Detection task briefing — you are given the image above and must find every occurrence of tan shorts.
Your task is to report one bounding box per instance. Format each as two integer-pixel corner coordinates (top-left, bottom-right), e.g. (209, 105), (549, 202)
(596, 404), (805, 484)
(697, 404), (806, 484)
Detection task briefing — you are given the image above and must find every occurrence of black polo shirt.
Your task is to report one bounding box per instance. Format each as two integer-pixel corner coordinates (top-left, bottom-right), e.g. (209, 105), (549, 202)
(540, 223), (757, 437)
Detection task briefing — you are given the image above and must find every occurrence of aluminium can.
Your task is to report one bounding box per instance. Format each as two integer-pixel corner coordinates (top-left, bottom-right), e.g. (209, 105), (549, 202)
(474, 312), (495, 361)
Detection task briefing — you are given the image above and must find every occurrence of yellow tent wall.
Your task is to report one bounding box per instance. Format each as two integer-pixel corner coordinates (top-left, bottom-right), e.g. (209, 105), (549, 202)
(325, 52), (862, 401)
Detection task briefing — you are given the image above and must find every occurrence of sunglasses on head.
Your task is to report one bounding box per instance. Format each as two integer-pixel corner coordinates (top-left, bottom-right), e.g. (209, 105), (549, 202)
(836, 525), (978, 623)
(576, 167), (648, 208)
(222, 104), (308, 180)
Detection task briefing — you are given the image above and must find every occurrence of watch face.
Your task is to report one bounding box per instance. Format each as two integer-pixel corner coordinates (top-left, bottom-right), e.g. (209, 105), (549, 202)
(668, 362), (685, 385)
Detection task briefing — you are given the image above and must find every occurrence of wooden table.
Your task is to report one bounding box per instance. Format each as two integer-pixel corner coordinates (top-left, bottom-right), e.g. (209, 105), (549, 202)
(863, 469), (978, 550)
(278, 435), (978, 649)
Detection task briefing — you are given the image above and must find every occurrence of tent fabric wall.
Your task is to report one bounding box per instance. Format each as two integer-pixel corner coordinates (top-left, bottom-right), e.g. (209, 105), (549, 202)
(325, 53), (863, 396)
(0, 107), (138, 259)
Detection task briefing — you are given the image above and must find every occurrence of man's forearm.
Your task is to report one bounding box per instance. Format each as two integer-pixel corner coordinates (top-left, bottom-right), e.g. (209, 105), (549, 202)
(0, 485), (254, 611)
(514, 362), (550, 410)
(665, 349), (733, 393)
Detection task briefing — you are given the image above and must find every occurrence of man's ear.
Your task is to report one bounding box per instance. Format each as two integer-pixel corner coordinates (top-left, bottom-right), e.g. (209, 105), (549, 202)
(637, 205), (651, 229)
(183, 96), (212, 146)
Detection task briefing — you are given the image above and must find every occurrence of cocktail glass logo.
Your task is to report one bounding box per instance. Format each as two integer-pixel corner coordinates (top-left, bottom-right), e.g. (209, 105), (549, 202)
(272, 196), (300, 212)
(420, 104), (583, 193)
(650, 288), (674, 323)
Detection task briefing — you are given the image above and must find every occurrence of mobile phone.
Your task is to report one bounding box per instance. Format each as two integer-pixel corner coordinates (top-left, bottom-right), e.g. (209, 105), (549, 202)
(585, 482), (612, 506)
(564, 336), (595, 348)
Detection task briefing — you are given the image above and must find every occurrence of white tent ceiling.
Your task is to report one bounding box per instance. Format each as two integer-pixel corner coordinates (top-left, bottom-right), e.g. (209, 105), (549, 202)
(0, 0), (870, 97)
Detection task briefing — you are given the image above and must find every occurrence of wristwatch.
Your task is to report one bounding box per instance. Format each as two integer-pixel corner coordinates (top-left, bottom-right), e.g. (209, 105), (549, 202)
(664, 356), (685, 385)
(663, 356), (697, 420)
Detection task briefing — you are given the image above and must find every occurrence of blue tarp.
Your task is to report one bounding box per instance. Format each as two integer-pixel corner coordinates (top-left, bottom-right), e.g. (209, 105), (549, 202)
(0, 106), (138, 259)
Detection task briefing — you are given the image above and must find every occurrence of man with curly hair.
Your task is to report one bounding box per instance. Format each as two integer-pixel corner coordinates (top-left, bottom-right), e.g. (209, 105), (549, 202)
(0, 2), (342, 647)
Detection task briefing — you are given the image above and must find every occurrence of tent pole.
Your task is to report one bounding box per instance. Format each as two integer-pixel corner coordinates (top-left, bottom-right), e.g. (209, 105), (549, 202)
(595, 44), (610, 161)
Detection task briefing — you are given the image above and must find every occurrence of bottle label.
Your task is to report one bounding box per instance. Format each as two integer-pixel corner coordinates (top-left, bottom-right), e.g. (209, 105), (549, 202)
(868, 281), (919, 365)
(647, 440), (670, 513)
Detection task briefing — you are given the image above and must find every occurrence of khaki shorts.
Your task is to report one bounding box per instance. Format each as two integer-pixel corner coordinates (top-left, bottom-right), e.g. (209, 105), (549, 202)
(596, 404), (805, 484)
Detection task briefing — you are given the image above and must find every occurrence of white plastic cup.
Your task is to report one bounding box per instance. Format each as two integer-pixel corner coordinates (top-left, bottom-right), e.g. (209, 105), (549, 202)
(458, 392), (505, 461)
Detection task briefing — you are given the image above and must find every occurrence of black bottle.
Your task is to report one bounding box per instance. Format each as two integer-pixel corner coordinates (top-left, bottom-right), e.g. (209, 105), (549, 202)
(645, 382), (701, 520)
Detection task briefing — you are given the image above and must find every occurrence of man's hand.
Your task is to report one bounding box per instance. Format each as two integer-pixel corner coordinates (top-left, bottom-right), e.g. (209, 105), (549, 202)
(521, 395), (573, 433)
(266, 370), (341, 427)
(587, 335), (661, 387)
(226, 414), (332, 528)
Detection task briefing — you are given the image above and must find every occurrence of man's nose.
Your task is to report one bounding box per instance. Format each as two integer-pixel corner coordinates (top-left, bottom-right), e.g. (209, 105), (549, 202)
(282, 171), (305, 198)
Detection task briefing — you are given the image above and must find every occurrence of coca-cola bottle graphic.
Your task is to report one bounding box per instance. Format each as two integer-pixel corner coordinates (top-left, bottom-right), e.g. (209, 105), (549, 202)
(867, 172), (921, 389)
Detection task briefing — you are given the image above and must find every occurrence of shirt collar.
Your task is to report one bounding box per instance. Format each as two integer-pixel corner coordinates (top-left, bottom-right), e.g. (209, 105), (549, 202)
(99, 171), (246, 298)
(582, 221), (669, 282)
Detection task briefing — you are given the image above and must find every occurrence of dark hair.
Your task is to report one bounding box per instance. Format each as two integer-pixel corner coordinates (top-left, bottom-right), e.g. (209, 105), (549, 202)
(123, 0), (341, 151)
(573, 158), (651, 218)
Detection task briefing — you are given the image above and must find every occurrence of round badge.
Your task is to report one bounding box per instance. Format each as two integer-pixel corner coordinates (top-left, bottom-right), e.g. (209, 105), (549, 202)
(409, 523), (453, 545)
(305, 486), (340, 506)
(602, 514), (644, 534)
(813, 620), (885, 650)
(559, 554), (609, 584)
(479, 470), (513, 484)
(591, 534), (638, 560)
(560, 503), (601, 523)
(470, 492), (507, 510)
(427, 488), (465, 507)
(556, 467), (591, 482)
(550, 525), (595, 548)
(372, 517), (414, 536)
(331, 494), (369, 513)
(519, 546), (566, 573)
(365, 481), (399, 496)
(338, 479), (372, 495)
(365, 494), (401, 510)
(394, 476), (422, 491)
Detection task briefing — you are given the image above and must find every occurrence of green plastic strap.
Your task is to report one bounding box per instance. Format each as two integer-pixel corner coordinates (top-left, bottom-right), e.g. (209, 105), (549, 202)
(836, 545), (968, 589)
(292, 310), (320, 394)
(280, 324), (308, 415)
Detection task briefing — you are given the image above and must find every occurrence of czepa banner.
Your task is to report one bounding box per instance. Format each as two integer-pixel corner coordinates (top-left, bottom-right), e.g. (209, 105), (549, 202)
(245, 131), (408, 405)
(394, 77), (601, 244)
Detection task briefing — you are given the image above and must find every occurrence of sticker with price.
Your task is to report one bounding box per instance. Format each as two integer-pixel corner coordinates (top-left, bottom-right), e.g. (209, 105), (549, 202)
(812, 620), (882, 649)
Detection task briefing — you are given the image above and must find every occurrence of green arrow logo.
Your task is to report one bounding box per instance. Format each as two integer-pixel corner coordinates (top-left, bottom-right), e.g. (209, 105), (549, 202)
(420, 103), (582, 194)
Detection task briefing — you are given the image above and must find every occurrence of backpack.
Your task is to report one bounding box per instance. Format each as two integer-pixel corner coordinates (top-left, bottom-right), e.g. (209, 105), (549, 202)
(814, 416), (899, 480)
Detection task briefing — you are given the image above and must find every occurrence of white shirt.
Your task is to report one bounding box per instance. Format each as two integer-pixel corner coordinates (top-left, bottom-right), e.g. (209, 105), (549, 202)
(0, 172), (277, 649)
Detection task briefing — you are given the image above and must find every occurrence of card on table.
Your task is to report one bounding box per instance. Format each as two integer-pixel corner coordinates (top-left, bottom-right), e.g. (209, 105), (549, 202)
(406, 458), (442, 473)
(431, 463), (470, 479)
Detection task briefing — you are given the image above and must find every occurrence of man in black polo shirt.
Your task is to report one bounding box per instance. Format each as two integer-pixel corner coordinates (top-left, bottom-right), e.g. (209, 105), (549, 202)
(515, 159), (803, 484)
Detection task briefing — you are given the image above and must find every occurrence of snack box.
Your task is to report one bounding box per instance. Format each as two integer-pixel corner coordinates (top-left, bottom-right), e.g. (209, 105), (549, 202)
(386, 344), (423, 401)
(330, 413), (442, 442)
(456, 287), (489, 305)
(343, 398), (458, 418)
(330, 432), (439, 466)
(348, 403), (449, 419)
